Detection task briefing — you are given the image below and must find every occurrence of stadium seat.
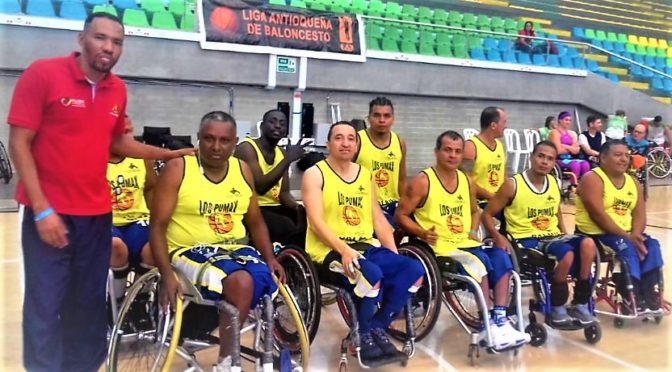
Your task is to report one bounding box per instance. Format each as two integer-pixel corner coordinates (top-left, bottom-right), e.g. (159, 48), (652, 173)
(638, 36), (648, 46)
(648, 37), (658, 48)
(567, 47), (579, 58)
(26, 0), (56, 17)
(60, 0), (87, 20)
(651, 77), (665, 92)
(419, 42), (435, 56)
(483, 37), (497, 50)
(0, 0), (22, 14)
(269, 0), (286, 5)
(502, 50), (516, 63)
(468, 36), (482, 49)
(447, 11), (462, 27)
(586, 59), (599, 72)
(85, 0), (108, 5)
(461, 13), (476, 27)
(486, 49), (501, 62)
(476, 14), (490, 28)
(602, 41), (614, 51)
(614, 42), (625, 54)
(152, 11), (178, 30)
(433, 8), (447, 25)
(635, 45), (647, 56)
(435, 32), (451, 45)
(350, 0), (367, 14)
(644, 55), (656, 68)
(560, 55), (573, 68)
(114, 0), (139, 10)
(608, 73), (619, 83)
(606, 32), (618, 43)
(664, 79), (672, 93)
(517, 52), (532, 65)
(584, 29), (596, 40)
(658, 39), (669, 49)
(532, 54), (546, 66)
(503, 18), (518, 33)
(417, 6), (431, 22)
(93, 4), (118, 16)
(656, 47), (667, 58)
(574, 57), (587, 70)
(289, 0), (307, 8)
(547, 54), (560, 67)
(366, 36), (381, 50)
(436, 43), (453, 57)
(498, 39), (512, 53)
(168, 0), (186, 17)
(141, 0), (166, 13)
(453, 44), (468, 58)
(400, 39), (417, 54)
(180, 10), (195, 30)
(628, 35), (639, 45)
(625, 43), (637, 55)
(381, 38), (399, 52)
(591, 39), (603, 49)
(384, 1), (402, 20)
(595, 30), (606, 41)
(123, 8), (150, 27)
(470, 47), (486, 60)
(366, 0), (384, 16)
(617, 33), (628, 44)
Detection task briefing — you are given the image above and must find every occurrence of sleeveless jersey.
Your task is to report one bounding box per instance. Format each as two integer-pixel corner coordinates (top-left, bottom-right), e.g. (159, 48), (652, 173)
(576, 167), (637, 234)
(167, 156), (252, 253)
(107, 157), (149, 226)
(306, 161), (374, 263)
(241, 138), (283, 207)
(355, 129), (403, 206)
(504, 173), (561, 239)
(413, 168), (481, 255)
(468, 137), (506, 200)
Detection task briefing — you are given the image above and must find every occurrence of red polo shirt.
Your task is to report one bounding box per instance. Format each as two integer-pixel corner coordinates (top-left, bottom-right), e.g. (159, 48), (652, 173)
(7, 52), (127, 215)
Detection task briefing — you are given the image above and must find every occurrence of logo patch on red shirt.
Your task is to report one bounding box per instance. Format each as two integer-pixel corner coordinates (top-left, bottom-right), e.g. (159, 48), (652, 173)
(110, 105), (120, 117)
(60, 97), (86, 108)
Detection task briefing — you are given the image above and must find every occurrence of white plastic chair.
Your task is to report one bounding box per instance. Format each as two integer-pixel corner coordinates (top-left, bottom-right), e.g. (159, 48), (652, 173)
(463, 128), (479, 140)
(504, 129), (532, 173)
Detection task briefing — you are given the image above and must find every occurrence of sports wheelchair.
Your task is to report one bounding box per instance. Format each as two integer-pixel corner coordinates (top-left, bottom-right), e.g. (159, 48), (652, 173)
(106, 247), (310, 372)
(0, 140), (12, 184)
(389, 239), (527, 365)
(646, 146), (671, 179)
(591, 238), (670, 328)
(550, 164), (579, 202)
(507, 234), (602, 346)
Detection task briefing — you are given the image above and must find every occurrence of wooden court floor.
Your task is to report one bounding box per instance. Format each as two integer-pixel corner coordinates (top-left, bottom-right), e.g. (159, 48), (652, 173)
(1, 187), (672, 371)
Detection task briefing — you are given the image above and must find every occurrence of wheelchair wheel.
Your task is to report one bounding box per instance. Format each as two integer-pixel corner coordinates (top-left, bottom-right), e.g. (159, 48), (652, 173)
(275, 246), (321, 342)
(107, 269), (182, 372)
(388, 242), (442, 342)
(271, 276), (310, 371)
(647, 149), (671, 179)
(443, 280), (481, 330)
(525, 323), (547, 347)
(0, 140), (12, 184)
(584, 323), (602, 344)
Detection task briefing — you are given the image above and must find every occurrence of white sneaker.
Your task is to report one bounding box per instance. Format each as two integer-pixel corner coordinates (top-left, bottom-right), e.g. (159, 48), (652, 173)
(213, 356), (232, 372)
(478, 319), (503, 348)
(498, 319), (531, 346)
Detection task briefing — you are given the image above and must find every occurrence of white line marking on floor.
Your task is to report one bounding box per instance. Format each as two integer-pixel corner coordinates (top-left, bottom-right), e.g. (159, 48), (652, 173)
(547, 328), (646, 371)
(415, 342), (458, 372)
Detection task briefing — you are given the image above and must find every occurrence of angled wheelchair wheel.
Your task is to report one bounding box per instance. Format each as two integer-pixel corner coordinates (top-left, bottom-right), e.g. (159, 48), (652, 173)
(647, 149), (671, 179)
(443, 278), (482, 330)
(275, 245), (321, 343)
(388, 242), (442, 342)
(0, 140), (12, 184)
(107, 269), (182, 372)
(271, 276), (310, 371)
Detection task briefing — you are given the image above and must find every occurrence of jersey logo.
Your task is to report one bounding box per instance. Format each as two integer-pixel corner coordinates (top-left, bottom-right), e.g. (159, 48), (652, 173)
(374, 169), (390, 188)
(446, 215), (464, 234)
(547, 195), (555, 202)
(342, 206), (361, 226)
(110, 105), (120, 118)
(531, 216), (551, 231)
(129, 163), (139, 170)
(230, 188), (241, 196)
(387, 151), (397, 159)
(60, 97), (86, 108)
(208, 213), (234, 234)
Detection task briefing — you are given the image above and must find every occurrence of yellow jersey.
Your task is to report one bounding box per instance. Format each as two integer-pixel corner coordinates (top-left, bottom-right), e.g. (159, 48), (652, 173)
(306, 161), (375, 263)
(166, 156), (252, 254)
(241, 138), (283, 207)
(355, 129), (403, 206)
(413, 168), (481, 255)
(468, 136), (506, 200)
(107, 157), (150, 226)
(576, 167), (637, 234)
(504, 173), (561, 239)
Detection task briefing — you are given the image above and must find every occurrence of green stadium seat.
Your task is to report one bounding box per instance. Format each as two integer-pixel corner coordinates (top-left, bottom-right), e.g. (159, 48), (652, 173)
(656, 47), (667, 58)
(584, 29), (596, 40)
(436, 43), (452, 57)
(635, 45), (647, 55)
(418, 6), (432, 21)
(476, 14), (490, 28)
(419, 31), (434, 45)
(645, 46), (657, 57)
(366, 35), (381, 50)
(308, 2), (326, 11)
(123, 8), (150, 27)
(401, 28), (418, 42)
(617, 33), (628, 44)
(400, 39), (417, 54)
(330, 5), (345, 13)
(384, 2), (402, 19)
(383, 25), (401, 41)
(606, 32), (618, 43)
(503, 18), (518, 32)
(141, 0), (166, 13)
(367, 0), (385, 17)
(401, 4), (417, 17)
(180, 10), (195, 31)
(461, 13), (476, 27)
(490, 17), (504, 30)
(366, 24), (384, 39)
(168, 0), (186, 17)
(381, 38), (400, 52)
(448, 11), (462, 25)
(453, 44), (468, 58)
(419, 42), (435, 56)
(269, 0), (286, 6)
(626, 43), (637, 54)
(435, 32), (451, 45)
(595, 30), (606, 41)
(468, 36), (482, 49)
(93, 4), (118, 16)
(433, 8), (447, 24)
(452, 34), (467, 47)
(350, 0), (367, 14)
(152, 11), (178, 30)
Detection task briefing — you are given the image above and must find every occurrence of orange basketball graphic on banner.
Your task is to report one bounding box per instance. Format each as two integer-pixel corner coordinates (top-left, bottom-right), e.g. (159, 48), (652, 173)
(209, 213), (234, 234)
(488, 171), (499, 187)
(531, 215), (551, 231)
(375, 169), (390, 187)
(342, 206), (361, 226)
(113, 188), (134, 211)
(446, 215), (464, 234)
(613, 204), (628, 216)
(211, 6), (239, 33)
(271, 185), (280, 201)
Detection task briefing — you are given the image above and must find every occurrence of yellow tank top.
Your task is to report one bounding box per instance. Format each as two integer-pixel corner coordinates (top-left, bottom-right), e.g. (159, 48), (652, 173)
(504, 173), (561, 239)
(413, 168), (481, 255)
(576, 167), (637, 234)
(355, 129), (402, 206)
(468, 137), (506, 200)
(241, 138), (283, 207)
(107, 157), (150, 226)
(305, 161), (374, 263)
(166, 156), (252, 253)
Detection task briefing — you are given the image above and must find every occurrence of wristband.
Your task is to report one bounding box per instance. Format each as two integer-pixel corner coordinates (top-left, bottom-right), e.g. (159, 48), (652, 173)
(469, 229), (478, 235)
(34, 208), (54, 222)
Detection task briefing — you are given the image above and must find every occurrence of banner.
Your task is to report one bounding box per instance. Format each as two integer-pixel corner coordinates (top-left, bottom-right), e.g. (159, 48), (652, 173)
(199, 0), (365, 61)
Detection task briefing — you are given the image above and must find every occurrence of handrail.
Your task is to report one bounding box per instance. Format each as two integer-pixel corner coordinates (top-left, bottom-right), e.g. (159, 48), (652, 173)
(361, 15), (672, 80)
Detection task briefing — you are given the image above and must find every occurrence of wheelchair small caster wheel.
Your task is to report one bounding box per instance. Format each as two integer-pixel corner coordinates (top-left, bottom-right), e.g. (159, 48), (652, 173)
(338, 359), (347, 372)
(655, 316), (663, 324)
(584, 323), (602, 344)
(614, 317), (625, 328)
(525, 323), (547, 347)
(467, 343), (479, 366)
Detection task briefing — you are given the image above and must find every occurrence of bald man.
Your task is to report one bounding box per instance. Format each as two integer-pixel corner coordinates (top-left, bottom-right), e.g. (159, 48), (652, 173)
(625, 124), (650, 170)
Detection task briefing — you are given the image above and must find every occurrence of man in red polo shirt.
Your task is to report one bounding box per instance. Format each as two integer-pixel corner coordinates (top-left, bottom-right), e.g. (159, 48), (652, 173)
(7, 13), (191, 372)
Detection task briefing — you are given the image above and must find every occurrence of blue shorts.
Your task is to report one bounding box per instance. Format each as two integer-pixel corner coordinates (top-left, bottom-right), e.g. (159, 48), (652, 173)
(112, 220), (149, 267)
(590, 233), (663, 280)
(479, 201), (503, 223)
(517, 235), (585, 276)
(440, 246), (512, 287)
(172, 246), (278, 307)
(380, 202), (398, 229)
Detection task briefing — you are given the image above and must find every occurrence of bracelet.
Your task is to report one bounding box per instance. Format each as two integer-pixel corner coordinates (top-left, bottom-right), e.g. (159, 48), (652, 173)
(34, 208), (54, 222)
(469, 229), (478, 235)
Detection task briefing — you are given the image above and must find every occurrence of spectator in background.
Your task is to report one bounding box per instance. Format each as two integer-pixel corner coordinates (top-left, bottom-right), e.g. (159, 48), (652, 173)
(539, 116), (556, 141)
(351, 118), (367, 132)
(647, 116), (669, 147)
(579, 115), (606, 166)
(625, 123), (650, 170)
(516, 21), (557, 55)
(549, 111), (590, 187)
(606, 110), (628, 140)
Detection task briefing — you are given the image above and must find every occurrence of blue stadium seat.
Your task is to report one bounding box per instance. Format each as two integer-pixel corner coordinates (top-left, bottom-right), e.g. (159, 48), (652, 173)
(586, 59), (599, 72)
(0, 0), (21, 13)
(664, 79), (672, 93)
(644, 55), (656, 68)
(26, 0), (56, 17)
(572, 27), (585, 40)
(114, 0), (139, 9)
(85, 0), (107, 5)
(641, 67), (654, 79)
(566, 47), (579, 58)
(630, 65), (643, 78)
(483, 38), (497, 50)
(608, 73), (619, 83)
(602, 41), (614, 52)
(591, 39), (603, 49)
(614, 42), (625, 54)
(470, 48), (486, 60)
(517, 52), (532, 65)
(633, 54), (645, 65)
(532, 54), (546, 66)
(573, 57), (587, 70)
(60, 0), (87, 20)
(502, 51), (516, 63)
(651, 77), (664, 92)
(547, 55), (560, 67)
(497, 39), (512, 53)
(655, 57), (666, 70)
(486, 49), (501, 62)
(560, 55), (573, 68)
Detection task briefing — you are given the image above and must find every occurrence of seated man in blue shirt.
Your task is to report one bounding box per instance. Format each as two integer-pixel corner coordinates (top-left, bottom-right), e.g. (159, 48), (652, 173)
(624, 124), (650, 170)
